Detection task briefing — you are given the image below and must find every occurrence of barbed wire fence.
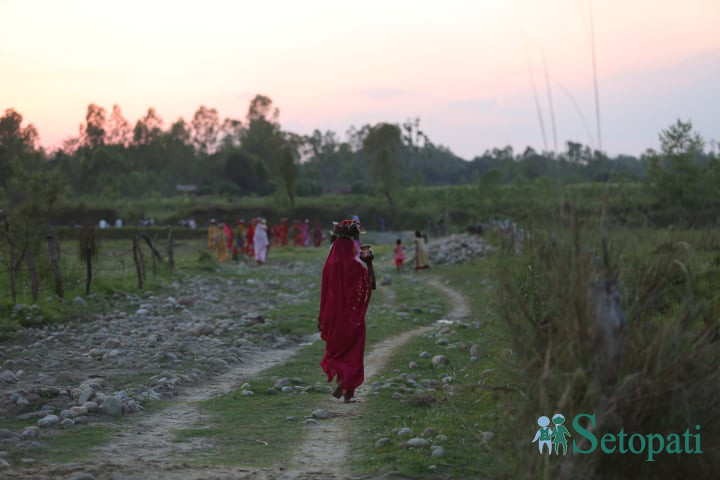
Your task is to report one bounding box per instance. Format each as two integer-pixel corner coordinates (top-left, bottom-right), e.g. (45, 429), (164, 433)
(1, 227), (201, 305)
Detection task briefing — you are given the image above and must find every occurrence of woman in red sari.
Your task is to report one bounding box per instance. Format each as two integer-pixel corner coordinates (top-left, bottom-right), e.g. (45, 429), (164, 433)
(318, 219), (376, 403)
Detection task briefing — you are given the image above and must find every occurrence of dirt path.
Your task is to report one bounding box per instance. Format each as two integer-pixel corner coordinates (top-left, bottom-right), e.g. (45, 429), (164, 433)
(281, 275), (471, 479)
(5, 276), (471, 480)
(93, 336), (319, 465)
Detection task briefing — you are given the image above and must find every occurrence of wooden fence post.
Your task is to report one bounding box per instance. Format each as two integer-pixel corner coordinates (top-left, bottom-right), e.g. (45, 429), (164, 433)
(2, 214), (17, 304)
(141, 233), (162, 276)
(132, 236), (143, 289)
(85, 246), (92, 295)
(167, 227), (175, 272)
(25, 251), (39, 303)
(47, 234), (64, 299)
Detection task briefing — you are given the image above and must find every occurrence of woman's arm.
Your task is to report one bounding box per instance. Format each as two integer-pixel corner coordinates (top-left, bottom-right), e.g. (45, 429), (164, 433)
(367, 261), (376, 290)
(361, 252), (376, 290)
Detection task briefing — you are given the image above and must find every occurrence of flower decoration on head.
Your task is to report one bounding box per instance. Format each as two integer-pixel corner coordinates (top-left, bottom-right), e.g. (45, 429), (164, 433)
(332, 218), (364, 239)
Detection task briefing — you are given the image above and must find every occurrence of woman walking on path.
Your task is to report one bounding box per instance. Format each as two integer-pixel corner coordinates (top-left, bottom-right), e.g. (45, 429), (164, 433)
(414, 230), (430, 270)
(318, 219), (376, 403)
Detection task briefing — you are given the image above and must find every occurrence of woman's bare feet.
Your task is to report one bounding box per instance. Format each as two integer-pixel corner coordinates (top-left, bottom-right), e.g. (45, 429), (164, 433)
(332, 381), (343, 399)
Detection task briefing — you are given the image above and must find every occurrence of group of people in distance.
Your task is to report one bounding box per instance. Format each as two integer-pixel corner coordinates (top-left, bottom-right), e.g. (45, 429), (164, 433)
(393, 231), (431, 272)
(207, 218), (325, 265)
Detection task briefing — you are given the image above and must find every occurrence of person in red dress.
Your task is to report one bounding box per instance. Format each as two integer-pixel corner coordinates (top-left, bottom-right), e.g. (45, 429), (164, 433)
(318, 219), (376, 403)
(280, 218), (289, 246)
(245, 219), (256, 256)
(272, 223), (282, 247)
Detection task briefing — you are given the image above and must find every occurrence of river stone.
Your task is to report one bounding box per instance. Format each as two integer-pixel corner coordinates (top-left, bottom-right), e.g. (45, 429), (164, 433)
(431, 446), (445, 457)
(407, 437), (430, 448)
(469, 344), (483, 356)
(102, 396), (122, 417)
(70, 474), (96, 480)
(422, 428), (438, 437)
(54, 371), (74, 384)
(0, 429), (18, 440)
(59, 409), (78, 419)
(418, 351), (431, 359)
(0, 371), (18, 384)
(435, 434), (448, 442)
(281, 386), (294, 393)
(431, 355), (449, 367)
(0, 458), (10, 469)
(37, 415), (59, 428)
(312, 409), (330, 419)
(72, 296), (87, 307)
(241, 390), (254, 396)
(60, 418), (75, 428)
(21, 428), (38, 440)
(83, 401), (98, 412)
(78, 388), (94, 404)
(408, 361), (418, 369)
(397, 427), (413, 437)
(375, 437), (390, 449)
(192, 323), (213, 336)
(74, 416), (90, 425)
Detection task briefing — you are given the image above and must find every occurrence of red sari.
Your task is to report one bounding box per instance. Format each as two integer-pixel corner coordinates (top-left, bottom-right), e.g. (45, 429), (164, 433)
(318, 237), (372, 399)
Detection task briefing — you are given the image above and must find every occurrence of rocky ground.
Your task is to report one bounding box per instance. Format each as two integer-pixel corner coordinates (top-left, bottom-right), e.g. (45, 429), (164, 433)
(427, 233), (496, 265)
(0, 261), (318, 466)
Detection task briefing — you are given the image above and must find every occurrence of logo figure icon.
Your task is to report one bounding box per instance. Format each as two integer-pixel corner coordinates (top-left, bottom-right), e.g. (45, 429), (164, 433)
(532, 415), (553, 454)
(551, 413), (571, 455)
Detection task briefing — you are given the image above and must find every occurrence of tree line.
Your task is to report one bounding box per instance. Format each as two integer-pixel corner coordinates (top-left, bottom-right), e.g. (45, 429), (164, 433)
(0, 95), (717, 215)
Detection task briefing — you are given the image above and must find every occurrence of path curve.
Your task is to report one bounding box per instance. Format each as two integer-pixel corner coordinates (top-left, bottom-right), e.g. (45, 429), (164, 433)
(282, 275), (471, 479)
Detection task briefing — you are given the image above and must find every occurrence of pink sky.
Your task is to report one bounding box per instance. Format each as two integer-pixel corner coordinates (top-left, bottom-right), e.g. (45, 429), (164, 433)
(1, 0), (718, 157)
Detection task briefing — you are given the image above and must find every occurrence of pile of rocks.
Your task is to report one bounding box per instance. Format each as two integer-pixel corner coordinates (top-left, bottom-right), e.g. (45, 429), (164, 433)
(374, 426), (455, 458)
(427, 234), (495, 265)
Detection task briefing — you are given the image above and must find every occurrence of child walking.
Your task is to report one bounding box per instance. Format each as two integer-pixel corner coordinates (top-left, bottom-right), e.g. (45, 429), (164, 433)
(394, 239), (405, 272)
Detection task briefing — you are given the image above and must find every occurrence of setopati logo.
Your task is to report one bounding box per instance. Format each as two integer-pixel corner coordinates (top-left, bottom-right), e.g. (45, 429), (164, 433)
(532, 413), (702, 462)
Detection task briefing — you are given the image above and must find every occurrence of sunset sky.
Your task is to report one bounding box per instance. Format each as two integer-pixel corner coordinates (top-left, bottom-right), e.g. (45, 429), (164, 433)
(1, 0), (718, 158)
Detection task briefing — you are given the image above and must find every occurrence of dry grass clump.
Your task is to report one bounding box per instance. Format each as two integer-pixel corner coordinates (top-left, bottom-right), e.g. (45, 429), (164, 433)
(496, 207), (719, 479)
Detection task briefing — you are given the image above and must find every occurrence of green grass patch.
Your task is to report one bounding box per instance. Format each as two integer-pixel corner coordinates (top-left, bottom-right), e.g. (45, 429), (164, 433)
(353, 258), (515, 479)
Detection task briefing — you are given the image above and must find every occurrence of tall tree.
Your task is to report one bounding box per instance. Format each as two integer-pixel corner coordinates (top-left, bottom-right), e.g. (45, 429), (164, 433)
(83, 103), (107, 148)
(133, 108), (164, 145)
(106, 104), (132, 146)
(363, 123), (403, 215)
(0, 109), (38, 186)
(191, 106), (221, 155)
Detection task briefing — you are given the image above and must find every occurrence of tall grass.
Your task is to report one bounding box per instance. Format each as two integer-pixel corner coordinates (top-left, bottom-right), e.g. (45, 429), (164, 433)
(496, 208), (719, 478)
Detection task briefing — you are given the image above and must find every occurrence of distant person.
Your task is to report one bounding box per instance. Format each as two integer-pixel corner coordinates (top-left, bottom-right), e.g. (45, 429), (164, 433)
(414, 230), (430, 271)
(313, 220), (324, 247)
(272, 223), (282, 247)
(208, 219), (218, 250)
(253, 218), (269, 264)
(292, 219), (303, 246)
(99, 219), (109, 229)
(115, 218), (123, 228)
(302, 219), (312, 247)
(224, 222), (233, 253)
(188, 218), (197, 229)
(216, 223), (230, 262)
(246, 219), (256, 256)
(394, 238), (405, 272)
(318, 219), (376, 403)
(233, 219), (246, 262)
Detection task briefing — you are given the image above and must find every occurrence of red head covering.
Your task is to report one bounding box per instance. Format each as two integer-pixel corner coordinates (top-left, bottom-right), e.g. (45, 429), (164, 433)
(318, 236), (372, 397)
